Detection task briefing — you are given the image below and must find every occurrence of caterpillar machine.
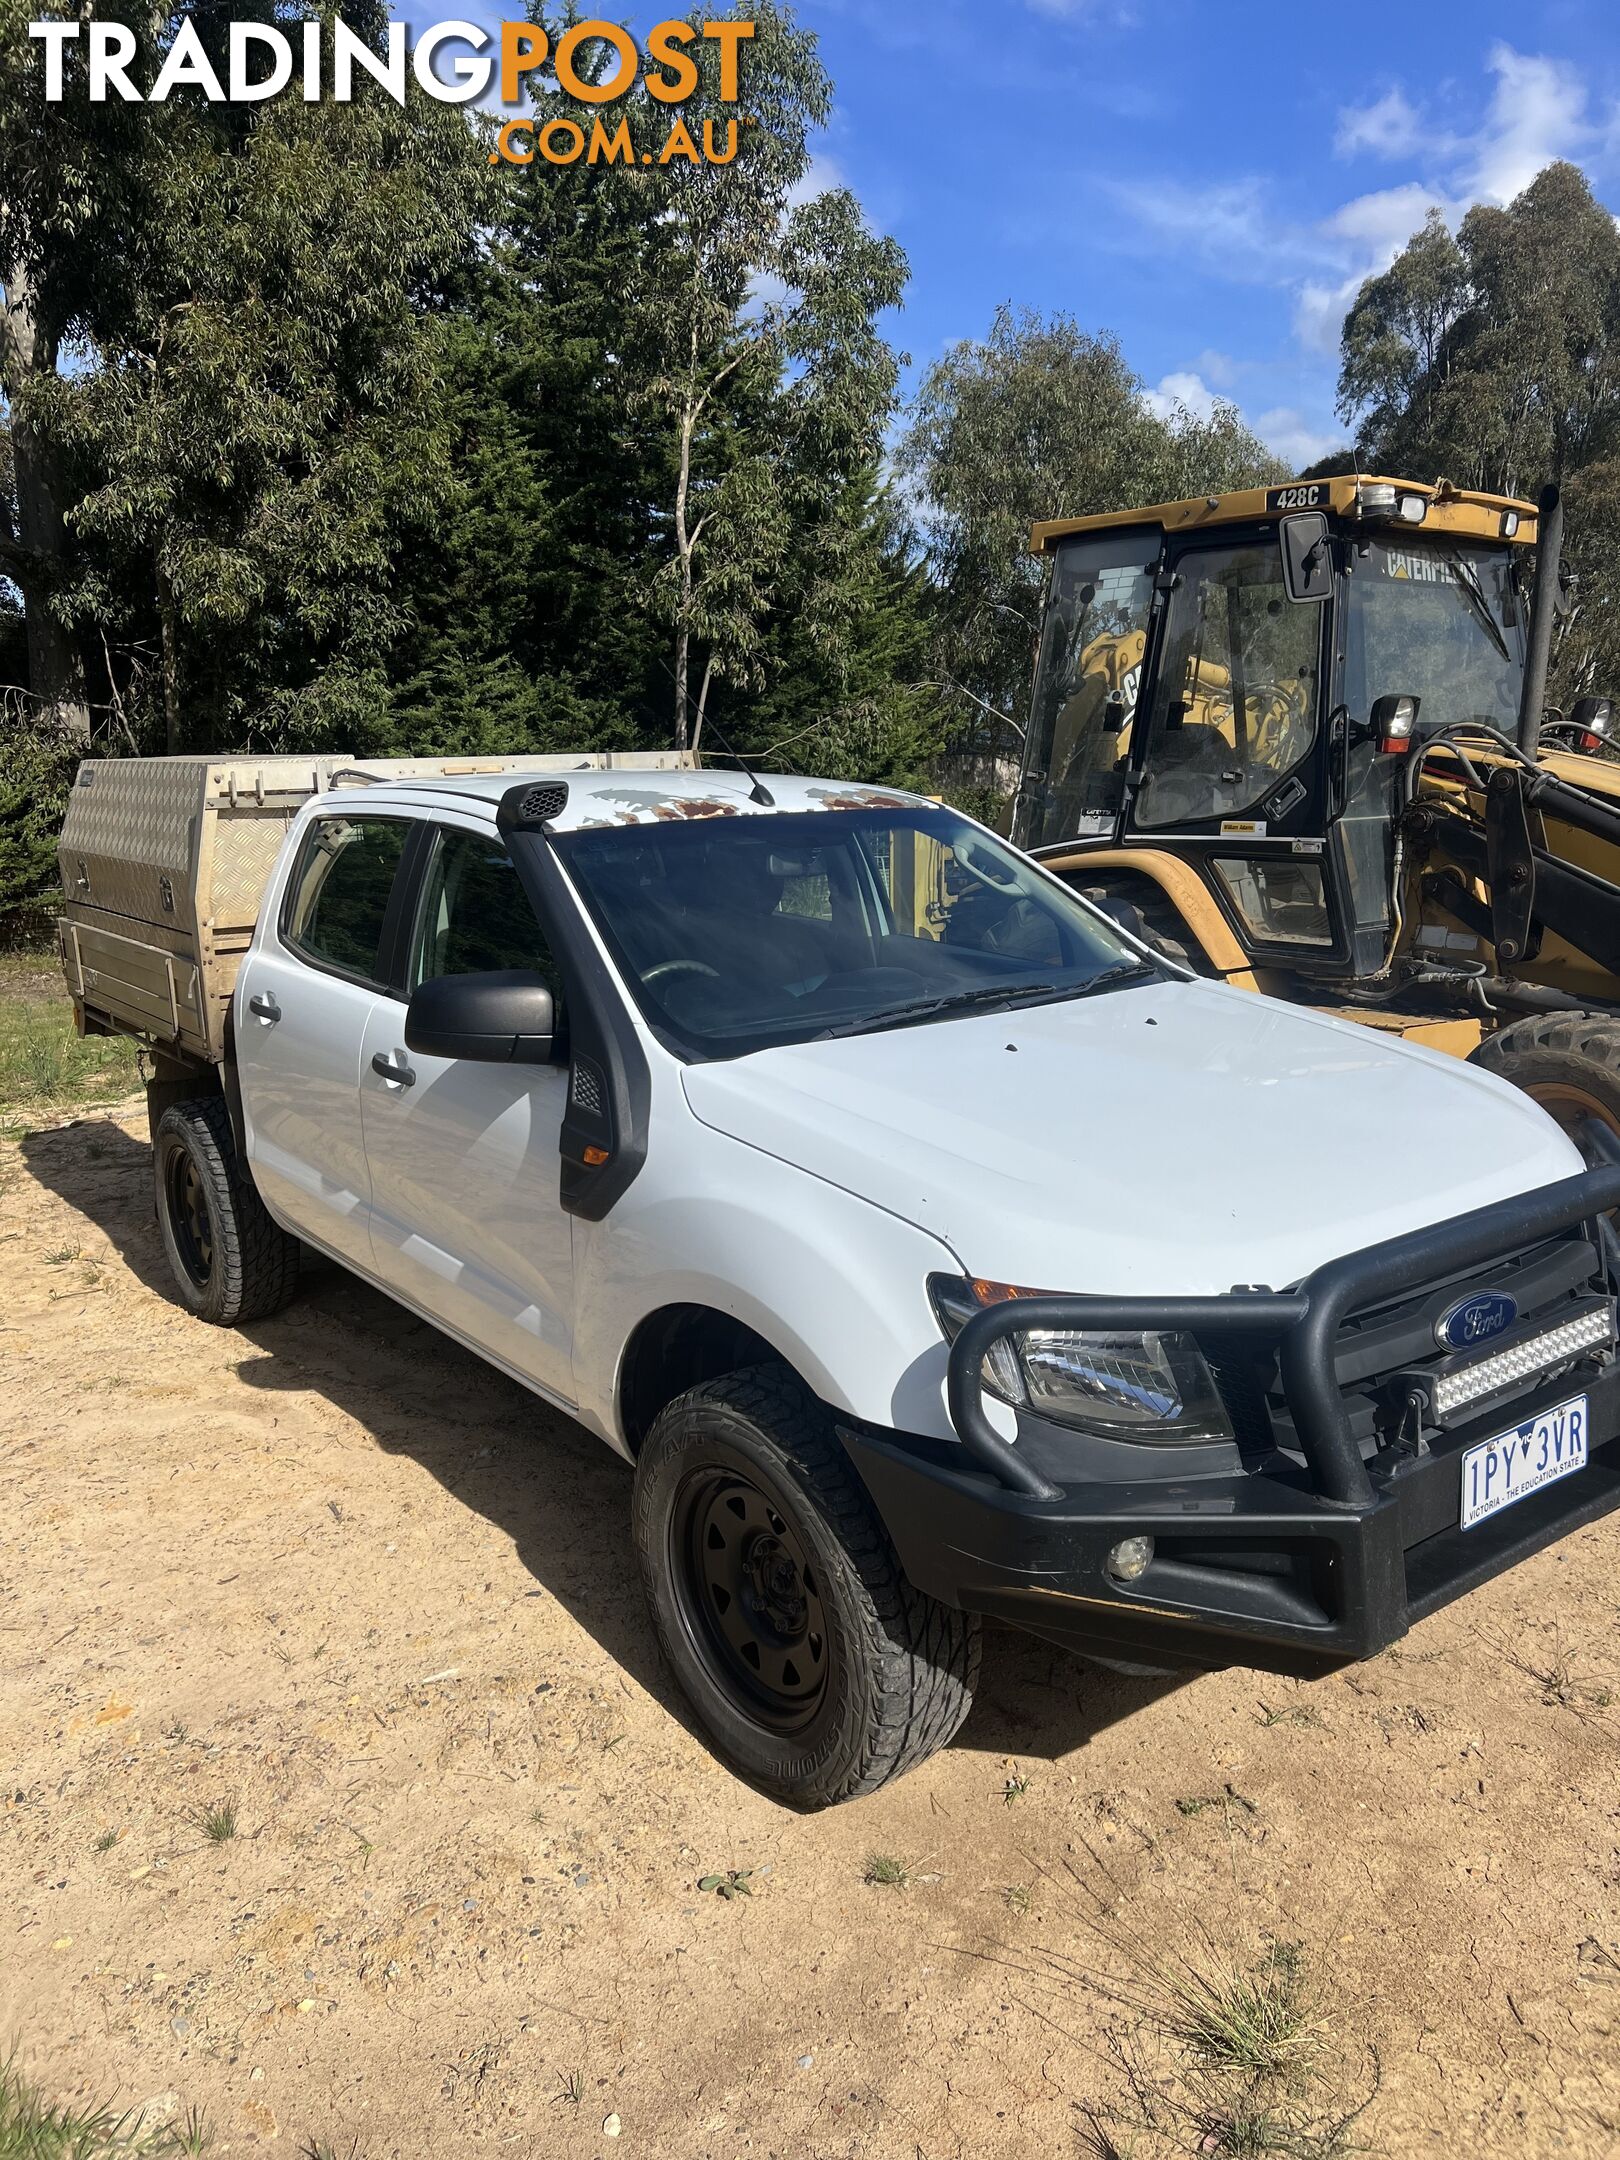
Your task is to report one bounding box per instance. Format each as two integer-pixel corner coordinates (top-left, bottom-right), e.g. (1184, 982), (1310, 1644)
(1012, 474), (1620, 1156)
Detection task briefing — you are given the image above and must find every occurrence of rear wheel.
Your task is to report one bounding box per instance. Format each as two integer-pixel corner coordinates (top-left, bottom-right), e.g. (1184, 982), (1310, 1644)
(153, 1096), (300, 1325)
(1471, 1012), (1620, 1165)
(632, 1365), (980, 1808)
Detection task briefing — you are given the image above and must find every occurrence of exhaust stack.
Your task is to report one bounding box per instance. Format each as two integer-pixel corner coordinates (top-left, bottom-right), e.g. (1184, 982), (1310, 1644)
(1517, 483), (1563, 754)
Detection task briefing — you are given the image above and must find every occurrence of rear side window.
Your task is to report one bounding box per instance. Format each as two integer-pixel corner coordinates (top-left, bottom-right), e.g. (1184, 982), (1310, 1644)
(283, 816), (409, 983)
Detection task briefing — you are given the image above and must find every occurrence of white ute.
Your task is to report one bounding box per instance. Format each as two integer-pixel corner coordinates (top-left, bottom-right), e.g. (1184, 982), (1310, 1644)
(58, 759), (1620, 1805)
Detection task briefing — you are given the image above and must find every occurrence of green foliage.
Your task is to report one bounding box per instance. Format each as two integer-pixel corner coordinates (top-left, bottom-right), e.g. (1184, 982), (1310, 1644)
(0, 700), (77, 925)
(1337, 160), (1620, 707)
(898, 304), (1283, 773)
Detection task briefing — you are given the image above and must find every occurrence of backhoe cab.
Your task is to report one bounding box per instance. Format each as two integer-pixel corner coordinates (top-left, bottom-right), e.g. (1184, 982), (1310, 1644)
(1016, 474), (1620, 1151)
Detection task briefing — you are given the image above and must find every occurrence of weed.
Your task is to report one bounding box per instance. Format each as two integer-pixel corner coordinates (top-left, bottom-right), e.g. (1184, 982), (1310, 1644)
(863, 1853), (908, 1888)
(299, 2140), (365, 2160)
(94, 1828), (119, 1853)
(1001, 1766), (1032, 1805)
(1257, 1702), (1325, 1730)
(1175, 1795), (1217, 1817)
(1487, 1627), (1617, 1717)
(42, 1241), (80, 1266)
(552, 2069), (585, 2107)
(1003, 1882), (1033, 1918)
(696, 1869), (752, 1900)
(0, 2048), (211, 2155)
(195, 1801), (237, 1844)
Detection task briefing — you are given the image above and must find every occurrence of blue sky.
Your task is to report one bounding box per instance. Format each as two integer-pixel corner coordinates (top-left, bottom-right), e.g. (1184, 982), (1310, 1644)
(427, 0), (1620, 469)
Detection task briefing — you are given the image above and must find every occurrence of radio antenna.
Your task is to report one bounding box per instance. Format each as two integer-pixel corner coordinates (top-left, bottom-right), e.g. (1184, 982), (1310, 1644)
(698, 718), (775, 807)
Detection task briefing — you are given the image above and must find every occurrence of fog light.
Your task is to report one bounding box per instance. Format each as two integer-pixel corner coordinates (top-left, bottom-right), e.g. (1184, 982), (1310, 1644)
(1106, 1535), (1155, 1583)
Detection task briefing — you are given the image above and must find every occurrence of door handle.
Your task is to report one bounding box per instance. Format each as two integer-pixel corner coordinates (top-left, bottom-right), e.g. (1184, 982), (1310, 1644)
(248, 992), (280, 1023)
(371, 1050), (416, 1088)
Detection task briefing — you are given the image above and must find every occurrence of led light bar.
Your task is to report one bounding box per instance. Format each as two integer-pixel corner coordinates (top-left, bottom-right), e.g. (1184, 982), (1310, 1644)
(1433, 1306), (1614, 1419)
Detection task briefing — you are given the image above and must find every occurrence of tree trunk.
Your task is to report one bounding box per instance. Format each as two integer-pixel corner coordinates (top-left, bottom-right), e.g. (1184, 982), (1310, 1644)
(0, 259), (91, 738)
(691, 651), (714, 757)
(157, 562), (181, 753)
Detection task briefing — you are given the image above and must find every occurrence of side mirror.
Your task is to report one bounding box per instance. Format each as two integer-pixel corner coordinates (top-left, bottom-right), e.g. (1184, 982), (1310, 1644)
(1280, 512), (1332, 603)
(405, 968), (557, 1066)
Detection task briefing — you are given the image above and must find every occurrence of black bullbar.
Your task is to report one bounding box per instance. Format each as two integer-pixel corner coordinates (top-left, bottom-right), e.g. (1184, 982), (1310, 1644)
(833, 1166), (1620, 1676)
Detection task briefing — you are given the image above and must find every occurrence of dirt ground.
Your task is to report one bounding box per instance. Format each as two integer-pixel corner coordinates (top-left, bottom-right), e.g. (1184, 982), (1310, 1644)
(4, 1093), (1620, 2157)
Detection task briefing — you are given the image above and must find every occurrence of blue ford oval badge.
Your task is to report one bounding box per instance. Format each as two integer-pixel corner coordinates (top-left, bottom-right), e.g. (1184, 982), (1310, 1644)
(1436, 1290), (1518, 1353)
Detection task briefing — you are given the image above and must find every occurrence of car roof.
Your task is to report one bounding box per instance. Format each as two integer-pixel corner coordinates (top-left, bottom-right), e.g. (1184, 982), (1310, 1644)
(312, 767), (931, 833)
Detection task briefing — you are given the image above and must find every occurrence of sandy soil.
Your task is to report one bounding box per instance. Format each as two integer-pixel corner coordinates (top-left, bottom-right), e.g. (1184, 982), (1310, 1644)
(3, 1094), (1619, 2157)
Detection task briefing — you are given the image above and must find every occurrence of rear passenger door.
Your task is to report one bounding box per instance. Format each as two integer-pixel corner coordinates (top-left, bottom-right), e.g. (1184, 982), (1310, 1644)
(358, 819), (576, 1406)
(236, 811), (414, 1269)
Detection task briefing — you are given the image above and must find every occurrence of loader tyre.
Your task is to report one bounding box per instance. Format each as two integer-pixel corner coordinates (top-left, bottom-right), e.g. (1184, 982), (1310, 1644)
(153, 1096), (300, 1326)
(633, 1365), (980, 1808)
(1070, 874), (1212, 975)
(1471, 1013), (1620, 1165)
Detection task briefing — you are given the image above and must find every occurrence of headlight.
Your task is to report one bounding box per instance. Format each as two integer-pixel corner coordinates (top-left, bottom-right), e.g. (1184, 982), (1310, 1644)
(930, 1275), (1233, 1447)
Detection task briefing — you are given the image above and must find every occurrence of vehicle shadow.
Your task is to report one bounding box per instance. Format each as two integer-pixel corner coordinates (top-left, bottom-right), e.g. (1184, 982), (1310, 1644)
(20, 1112), (1185, 1777)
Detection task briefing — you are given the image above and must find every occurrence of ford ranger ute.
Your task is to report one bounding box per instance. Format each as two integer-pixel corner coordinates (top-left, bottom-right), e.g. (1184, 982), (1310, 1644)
(56, 755), (1620, 1806)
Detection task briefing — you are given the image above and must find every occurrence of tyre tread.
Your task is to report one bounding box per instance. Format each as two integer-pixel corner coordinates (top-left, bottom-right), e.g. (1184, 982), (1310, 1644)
(155, 1096), (299, 1325)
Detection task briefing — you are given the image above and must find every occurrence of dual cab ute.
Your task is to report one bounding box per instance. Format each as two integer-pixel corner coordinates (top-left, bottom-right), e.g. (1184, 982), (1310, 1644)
(57, 754), (1620, 1806)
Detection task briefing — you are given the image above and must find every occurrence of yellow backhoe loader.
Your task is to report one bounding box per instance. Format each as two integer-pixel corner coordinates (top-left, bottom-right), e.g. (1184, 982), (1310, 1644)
(1013, 474), (1620, 1158)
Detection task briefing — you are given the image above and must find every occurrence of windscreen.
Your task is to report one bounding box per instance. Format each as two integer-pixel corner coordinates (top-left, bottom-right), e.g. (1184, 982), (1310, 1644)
(1019, 533), (1159, 848)
(557, 806), (1141, 1060)
(1342, 538), (1524, 736)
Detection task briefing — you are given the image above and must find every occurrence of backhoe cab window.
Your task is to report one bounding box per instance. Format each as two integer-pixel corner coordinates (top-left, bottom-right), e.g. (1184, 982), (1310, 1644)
(1022, 535), (1158, 848)
(1343, 539), (1523, 737)
(1135, 541), (1321, 831)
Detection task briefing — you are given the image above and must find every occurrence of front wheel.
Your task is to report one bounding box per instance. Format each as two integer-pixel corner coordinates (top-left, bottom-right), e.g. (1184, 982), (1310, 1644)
(153, 1096), (301, 1325)
(1471, 1013), (1620, 1165)
(632, 1366), (980, 1808)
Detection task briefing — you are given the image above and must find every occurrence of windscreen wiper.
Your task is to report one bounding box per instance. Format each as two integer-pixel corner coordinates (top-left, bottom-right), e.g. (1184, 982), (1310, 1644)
(815, 981), (1058, 1039)
(1447, 558), (1513, 666)
(814, 960), (1157, 1040)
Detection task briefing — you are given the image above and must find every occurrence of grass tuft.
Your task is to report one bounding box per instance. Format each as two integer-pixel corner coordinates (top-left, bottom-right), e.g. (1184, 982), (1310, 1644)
(195, 1801), (237, 1844)
(863, 1853), (908, 1888)
(0, 953), (138, 1123)
(0, 2049), (211, 2156)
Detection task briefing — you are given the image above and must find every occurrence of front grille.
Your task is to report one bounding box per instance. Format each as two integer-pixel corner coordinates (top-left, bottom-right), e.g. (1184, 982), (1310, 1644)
(1219, 1229), (1611, 1470)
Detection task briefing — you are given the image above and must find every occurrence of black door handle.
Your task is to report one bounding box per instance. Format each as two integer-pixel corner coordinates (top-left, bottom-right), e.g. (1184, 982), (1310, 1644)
(248, 993), (280, 1022)
(371, 1051), (416, 1088)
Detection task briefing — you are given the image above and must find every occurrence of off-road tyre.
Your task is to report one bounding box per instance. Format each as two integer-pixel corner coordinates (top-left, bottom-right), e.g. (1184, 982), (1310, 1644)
(632, 1365), (980, 1808)
(1472, 1012), (1620, 1165)
(1071, 874), (1211, 975)
(153, 1096), (300, 1326)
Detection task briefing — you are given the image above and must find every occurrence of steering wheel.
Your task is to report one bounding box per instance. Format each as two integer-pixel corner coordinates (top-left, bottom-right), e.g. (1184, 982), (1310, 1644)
(643, 959), (722, 989)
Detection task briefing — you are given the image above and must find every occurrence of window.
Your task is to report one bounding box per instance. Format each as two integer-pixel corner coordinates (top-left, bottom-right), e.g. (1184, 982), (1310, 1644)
(409, 826), (559, 996)
(1343, 538), (1524, 736)
(283, 816), (408, 982)
(1135, 542), (1322, 831)
(558, 806), (1139, 1062)
(1021, 532), (1159, 848)
(1211, 856), (1333, 947)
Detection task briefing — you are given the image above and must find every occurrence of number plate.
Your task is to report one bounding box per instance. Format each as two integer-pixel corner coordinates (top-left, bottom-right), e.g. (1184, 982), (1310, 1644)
(1460, 1394), (1588, 1531)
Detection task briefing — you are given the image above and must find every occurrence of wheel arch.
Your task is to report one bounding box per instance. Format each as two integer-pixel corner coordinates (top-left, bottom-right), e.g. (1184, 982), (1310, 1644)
(616, 1301), (803, 1456)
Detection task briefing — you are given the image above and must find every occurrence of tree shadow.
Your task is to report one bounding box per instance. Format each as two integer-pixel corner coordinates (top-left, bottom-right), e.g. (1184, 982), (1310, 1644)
(21, 1111), (1184, 1776)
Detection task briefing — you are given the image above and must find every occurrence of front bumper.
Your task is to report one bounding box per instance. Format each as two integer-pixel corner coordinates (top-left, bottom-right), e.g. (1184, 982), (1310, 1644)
(841, 1167), (1620, 1674)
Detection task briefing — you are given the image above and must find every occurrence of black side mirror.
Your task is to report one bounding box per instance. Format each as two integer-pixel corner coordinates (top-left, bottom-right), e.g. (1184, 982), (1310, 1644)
(1280, 512), (1332, 603)
(405, 969), (557, 1066)
(1368, 693), (1420, 754)
(1571, 694), (1615, 739)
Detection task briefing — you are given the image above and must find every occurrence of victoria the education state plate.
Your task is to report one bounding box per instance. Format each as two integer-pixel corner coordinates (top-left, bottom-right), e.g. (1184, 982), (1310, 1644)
(1460, 1394), (1588, 1531)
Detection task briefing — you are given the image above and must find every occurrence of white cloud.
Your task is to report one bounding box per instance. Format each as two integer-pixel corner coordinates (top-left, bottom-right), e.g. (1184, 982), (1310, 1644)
(1335, 87), (1427, 162)
(1143, 370), (1221, 422)
(1467, 42), (1593, 203)
(1253, 406), (1344, 470)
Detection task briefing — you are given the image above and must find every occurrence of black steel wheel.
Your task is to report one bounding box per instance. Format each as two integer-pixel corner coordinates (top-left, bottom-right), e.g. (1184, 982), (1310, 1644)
(672, 1465), (829, 1734)
(632, 1364), (979, 1808)
(164, 1144), (216, 1289)
(152, 1096), (300, 1326)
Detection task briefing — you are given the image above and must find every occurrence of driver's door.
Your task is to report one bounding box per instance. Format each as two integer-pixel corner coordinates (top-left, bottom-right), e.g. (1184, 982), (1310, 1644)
(359, 817), (576, 1405)
(1125, 536), (1338, 954)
